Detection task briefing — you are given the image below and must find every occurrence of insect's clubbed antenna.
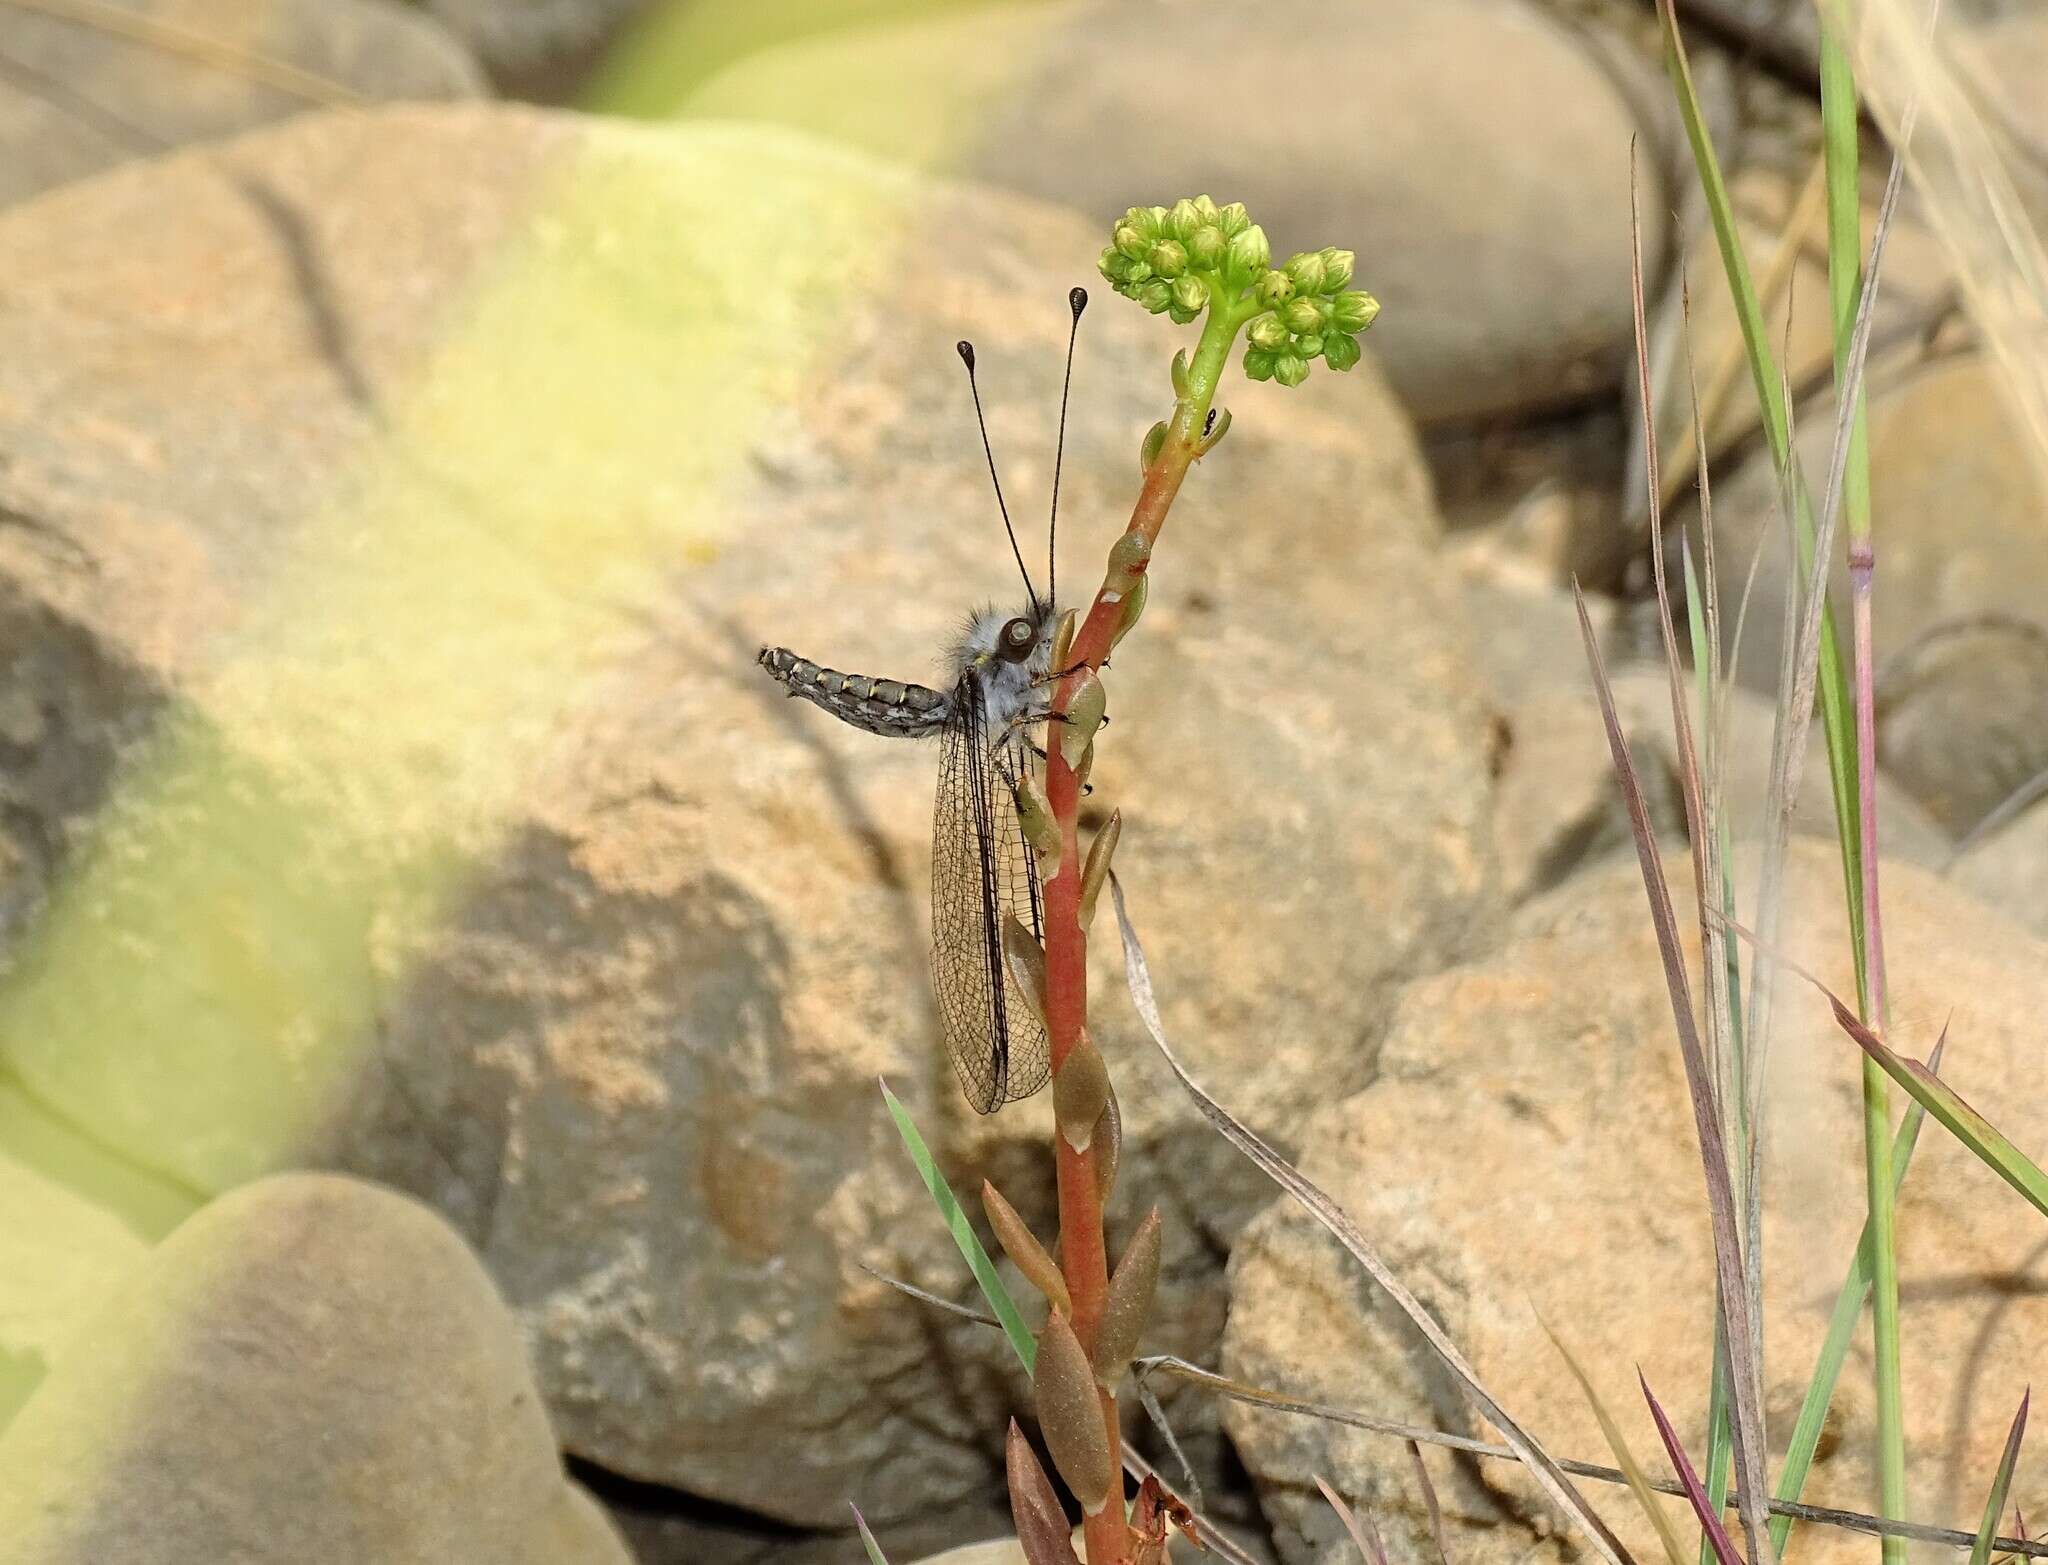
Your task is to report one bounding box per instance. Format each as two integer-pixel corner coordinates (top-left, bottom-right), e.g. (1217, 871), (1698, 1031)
(1049, 286), (1089, 610)
(956, 339), (1042, 616)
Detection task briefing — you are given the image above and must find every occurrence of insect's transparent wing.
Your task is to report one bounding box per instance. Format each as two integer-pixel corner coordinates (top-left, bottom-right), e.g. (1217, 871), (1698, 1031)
(930, 674), (1051, 1114)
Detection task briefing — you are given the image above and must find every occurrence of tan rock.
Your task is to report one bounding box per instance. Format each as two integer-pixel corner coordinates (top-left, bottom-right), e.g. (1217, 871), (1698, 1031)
(0, 0), (483, 206)
(1952, 796), (2048, 936)
(1225, 840), (2048, 1565)
(1696, 352), (2048, 833)
(0, 102), (1486, 1525)
(0, 1172), (627, 1563)
(1492, 663), (1949, 904)
(679, 0), (1670, 425)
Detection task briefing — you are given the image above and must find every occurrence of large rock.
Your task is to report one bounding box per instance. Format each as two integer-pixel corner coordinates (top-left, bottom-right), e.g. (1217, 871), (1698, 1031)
(1491, 661), (1949, 904)
(415, 0), (650, 91)
(0, 1147), (149, 1428)
(1953, 795), (2048, 936)
(673, 0), (1668, 425)
(0, 0), (484, 207)
(1696, 352), (2048, 834)
(0, 102), (1491, 1526)
(0, 1173), (628, 1563)
(1224, 840), (2048, 1565)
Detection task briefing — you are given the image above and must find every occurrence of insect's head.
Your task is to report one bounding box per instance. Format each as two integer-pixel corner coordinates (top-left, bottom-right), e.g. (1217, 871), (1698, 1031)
(995, 613), (1041, 664)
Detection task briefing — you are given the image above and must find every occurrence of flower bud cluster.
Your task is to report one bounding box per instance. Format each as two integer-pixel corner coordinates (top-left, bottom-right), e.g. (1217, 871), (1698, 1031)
(1242, 248), (1379, 387)
(1100, 199), (1379, 387)
(1097, 195), (1262, 325)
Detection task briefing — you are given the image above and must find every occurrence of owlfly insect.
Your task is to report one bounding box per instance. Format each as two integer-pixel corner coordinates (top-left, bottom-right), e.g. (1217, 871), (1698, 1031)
(757, 289), (1091, 1114)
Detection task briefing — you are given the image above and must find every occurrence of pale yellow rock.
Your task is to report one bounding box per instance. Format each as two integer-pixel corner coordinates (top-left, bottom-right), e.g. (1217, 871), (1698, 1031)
(0, 1147), (148, 1428)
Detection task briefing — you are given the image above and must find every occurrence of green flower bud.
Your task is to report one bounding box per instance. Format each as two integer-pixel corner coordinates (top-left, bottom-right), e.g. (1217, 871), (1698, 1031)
(1136, 279), (1171, 313)
(1170, 274), (1205, 314)
(1148, 240), (1187, 279)
(1274, 352), (1309, 388)
(1191, 193), (1220, 225)
(1324, 332), (1363, 372)
(1246, 312), (1289, 351)
(1254, 269), (1294, 308)
(1226, 223), (1270, 277)
(1167, 198), (1202, 240)
(1319, 247), (1355, 292)
(1244, 348), (1277, 382)
(1097, 246), (1125, 284)
(1281, 296), (1324, 335)
(1123, 258), (1154, 285)
(1216, 201), (1250, 236)
(1332, 290), (1380, 332)
(1283, 250), (1326, 294)
(1113, 223), (1149, 260)
(1166, 300), (1199, 325)
(1187, 224), (1225, 267)
(1294, 332), (1324, 359)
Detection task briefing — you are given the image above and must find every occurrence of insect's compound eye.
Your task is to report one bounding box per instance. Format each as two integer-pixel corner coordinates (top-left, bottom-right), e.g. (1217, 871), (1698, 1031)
(996, 616), (1038, 663)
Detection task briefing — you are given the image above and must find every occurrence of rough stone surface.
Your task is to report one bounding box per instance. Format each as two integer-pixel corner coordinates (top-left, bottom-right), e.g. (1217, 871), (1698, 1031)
(1491, 662), (1950, 904)
(1224, 841), (2048, 1565)
(1953, 796), (2048, 936)
(1954, 10), (2048, 205)
(0, 102), (1490, 1527)
(0, 0), (484, 207)
(681, 0), (1669, 425)
(0, 1148), (148, 1428)
(0, 1172), (628, 1563)
(1698, 352), (2048, 834)
(414, 0), (650, 87)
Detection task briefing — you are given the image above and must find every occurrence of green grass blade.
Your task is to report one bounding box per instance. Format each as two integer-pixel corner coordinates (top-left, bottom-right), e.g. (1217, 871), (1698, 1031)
(1970, 1394), (2030, 1565)
(1769, 1039), (1941, 1553)
(852, 1502), (894, 1565)
(880, 1080), (1037, 1372)
(1654, 0), (1867, 993)
(1830, 1004), (2048, 1221)
(1544, 1317), (1690, 1565)
(1698, 1328), (1734, 1565)
(1817, 14), (1902, 1564)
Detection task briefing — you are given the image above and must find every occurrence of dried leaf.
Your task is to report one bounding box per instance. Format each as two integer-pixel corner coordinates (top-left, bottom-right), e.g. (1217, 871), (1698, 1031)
(983, 1178), (1072, 1316)
(1095, 1207), (1162, 1386)
(1061, 668), (1106, 768)
(1008, 1420), (1083, 1565)
(1053, 1032), (1111, 1153)
(1640, 1373), (1742, 1565)
(1036, 1310), (1115, 1515)
(1093, 1085), (1122, 1205)
(1003, 915), (1050, 1030)
(1314, 1476), (1389, 1565)
(1079, 809), (1122, 931)
(1407, 1442), (1451, 1565)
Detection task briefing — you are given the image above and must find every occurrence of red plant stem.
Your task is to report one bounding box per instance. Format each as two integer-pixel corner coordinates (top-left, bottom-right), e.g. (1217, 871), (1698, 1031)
(1042, 408), (1204, 1565)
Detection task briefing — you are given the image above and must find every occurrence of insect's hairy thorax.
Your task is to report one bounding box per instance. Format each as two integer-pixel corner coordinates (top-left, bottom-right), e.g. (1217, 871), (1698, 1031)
(948, 602), (1058, 740)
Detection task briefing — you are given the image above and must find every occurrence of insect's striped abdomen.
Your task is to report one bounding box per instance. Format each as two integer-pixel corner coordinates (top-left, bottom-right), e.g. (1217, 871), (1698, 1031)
(757, 646), (953, 738)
